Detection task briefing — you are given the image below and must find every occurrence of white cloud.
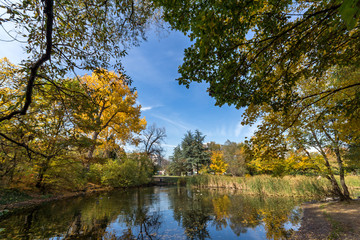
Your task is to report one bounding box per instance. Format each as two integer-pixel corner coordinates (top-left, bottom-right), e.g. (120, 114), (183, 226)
(151, 114), (191, 130)
(235, 121), (244, 137)
(141, 106), (153, 111)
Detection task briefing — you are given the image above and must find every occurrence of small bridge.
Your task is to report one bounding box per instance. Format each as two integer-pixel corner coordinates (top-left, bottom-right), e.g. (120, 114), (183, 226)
(152, 176), (182, 186)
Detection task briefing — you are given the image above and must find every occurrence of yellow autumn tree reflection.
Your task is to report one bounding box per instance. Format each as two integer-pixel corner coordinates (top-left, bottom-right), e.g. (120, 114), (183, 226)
(212, 195), (231, 230)
(260, 209), (295, 240)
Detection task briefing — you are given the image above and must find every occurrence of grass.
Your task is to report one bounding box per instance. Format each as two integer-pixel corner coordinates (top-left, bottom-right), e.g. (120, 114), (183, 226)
(186, 174), (349, 198)
(341, 175), (360, 197)
(187, 174), (360, 198)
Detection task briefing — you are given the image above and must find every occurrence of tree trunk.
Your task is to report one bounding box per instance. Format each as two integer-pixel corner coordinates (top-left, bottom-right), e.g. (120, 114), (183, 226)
(85, 131), (100, 170)
(334, 146), (351, 200)
(310, 128), (347, 200)
(36, 158), (50, 192)
(87, 131), (100, 159)
(321, 151), (347, 200)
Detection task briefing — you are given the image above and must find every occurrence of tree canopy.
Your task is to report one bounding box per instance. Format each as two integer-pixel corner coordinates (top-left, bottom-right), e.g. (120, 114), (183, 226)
(155, 0), (360, 117)
(0, 0), (159, 122)
(169, 130), (210, 175)
(249, 66), (360, 200)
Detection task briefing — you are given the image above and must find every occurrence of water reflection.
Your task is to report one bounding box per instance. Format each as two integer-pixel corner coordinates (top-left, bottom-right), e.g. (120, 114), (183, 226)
(0, 187), (302, 240)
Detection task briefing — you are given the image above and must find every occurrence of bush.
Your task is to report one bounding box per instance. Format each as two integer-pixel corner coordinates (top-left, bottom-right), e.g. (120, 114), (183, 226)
(89, 153), (154, 188)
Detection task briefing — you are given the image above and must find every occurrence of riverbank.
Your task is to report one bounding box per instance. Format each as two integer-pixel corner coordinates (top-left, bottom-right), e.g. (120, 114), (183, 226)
(0, 177), (178, 217)
(0, 177), (181, 218)
(292, 199), (360, 239)
(0, 184), (111, 218)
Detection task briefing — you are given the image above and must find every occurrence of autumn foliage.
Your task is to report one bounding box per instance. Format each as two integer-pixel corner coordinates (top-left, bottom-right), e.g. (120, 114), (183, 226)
(0, 58), (151, 192)
(210, 151), (228, 175)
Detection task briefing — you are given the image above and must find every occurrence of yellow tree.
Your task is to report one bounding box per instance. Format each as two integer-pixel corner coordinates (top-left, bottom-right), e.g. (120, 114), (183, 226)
(210, 151), (228, 175)
(77, 70), (146, 164)
(0, 58), (87, 189)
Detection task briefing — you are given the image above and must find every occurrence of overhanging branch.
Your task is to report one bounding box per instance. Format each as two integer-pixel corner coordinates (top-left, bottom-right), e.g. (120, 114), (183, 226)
(0, 0), (54, 122)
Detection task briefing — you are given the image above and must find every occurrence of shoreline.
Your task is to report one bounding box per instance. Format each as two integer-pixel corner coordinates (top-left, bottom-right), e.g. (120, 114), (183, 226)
(292, 199), (360, 239)
(0, 187), (111, 219)
(0, 181), (162, 218)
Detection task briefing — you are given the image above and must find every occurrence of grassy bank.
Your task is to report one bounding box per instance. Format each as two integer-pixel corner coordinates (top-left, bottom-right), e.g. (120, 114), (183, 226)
(186, 175), (360, 198)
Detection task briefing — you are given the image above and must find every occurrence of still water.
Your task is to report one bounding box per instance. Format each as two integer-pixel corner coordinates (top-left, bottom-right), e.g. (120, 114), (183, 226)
(0, 187), (303, 239)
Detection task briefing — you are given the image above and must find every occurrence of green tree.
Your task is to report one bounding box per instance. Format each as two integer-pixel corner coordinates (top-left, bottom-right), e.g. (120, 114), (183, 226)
(181, 130), (210, 174)
(169, 145), (187, 176)
(155, 0), (360, 118)
(0, 59), (149, 191)
(0, 61), (88, 190)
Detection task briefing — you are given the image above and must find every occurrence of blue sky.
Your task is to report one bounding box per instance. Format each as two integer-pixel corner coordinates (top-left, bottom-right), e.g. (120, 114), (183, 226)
(121, 30), (258, 157)
(0, 28), (258, 158)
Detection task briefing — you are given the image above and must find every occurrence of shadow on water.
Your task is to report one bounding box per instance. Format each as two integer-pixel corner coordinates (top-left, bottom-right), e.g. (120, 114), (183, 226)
(0, 187), (303, 240)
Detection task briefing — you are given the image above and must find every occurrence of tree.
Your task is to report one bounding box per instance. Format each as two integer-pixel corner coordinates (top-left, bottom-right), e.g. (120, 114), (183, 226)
(252, 66), (360, 200)
(0, 59), (90, 190)
(210, 151), (228, 175)
(169, 145), (187, 176)
(77, 70), (146, 164)
(0, 59), (149, 190)
(0, 0), (159, 123)
(181, 130), (210, 174)
(155, 0), (360, 119)
(222, 140), (248, 176)
(205, 141), (221, 152)
(139, 124), (166, 164)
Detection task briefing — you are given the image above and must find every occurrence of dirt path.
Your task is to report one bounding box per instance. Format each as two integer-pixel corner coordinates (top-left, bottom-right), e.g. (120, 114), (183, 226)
(292, 200), (360, 240)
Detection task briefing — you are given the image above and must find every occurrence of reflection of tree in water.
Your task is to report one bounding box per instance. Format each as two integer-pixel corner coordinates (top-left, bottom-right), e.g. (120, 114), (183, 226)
(167, 187), (212, 240)
(232, 194), (302, 240)
(182, 209), (210, 240)
(117, 210), (162, 240)
(168, 188), (302, 240)
(1, 187), (303, 240)
(18, 209), (36, 240)
(261, 207), (302, 240)
(0, 188), (160, 239)
(63, 210), (110, 239)
(116, 188), (162, 240)
(211, 195), (230, 231)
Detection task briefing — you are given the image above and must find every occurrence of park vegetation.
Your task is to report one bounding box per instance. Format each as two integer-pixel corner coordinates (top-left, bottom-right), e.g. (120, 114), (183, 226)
(0, 0), (165, 195)
(0, 0), (359, 202)
(167, 112), (360, 199)
(0, 58), (165, 193)
(158, 0), (360, 201)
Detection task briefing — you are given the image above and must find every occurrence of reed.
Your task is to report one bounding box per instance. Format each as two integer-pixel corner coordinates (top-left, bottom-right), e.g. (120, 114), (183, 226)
(187, 175), (340, 198)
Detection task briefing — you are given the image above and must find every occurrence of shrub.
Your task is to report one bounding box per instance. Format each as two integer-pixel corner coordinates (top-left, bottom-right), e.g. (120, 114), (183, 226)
(89, 153), (154, 188)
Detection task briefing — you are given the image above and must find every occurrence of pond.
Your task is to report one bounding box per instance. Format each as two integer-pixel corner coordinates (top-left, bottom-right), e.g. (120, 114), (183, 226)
(0, 187), (304, 239)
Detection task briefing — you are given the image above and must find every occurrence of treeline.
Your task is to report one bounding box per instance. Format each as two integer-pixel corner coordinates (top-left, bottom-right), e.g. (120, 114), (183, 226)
(0, 58), (162, 192)
(168, 133), (250, 177)
(168, 131), (359, 178)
